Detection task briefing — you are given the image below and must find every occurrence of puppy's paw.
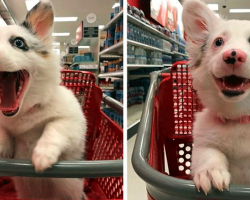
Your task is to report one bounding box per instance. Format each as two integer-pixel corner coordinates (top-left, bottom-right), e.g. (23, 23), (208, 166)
(193, 168), (230, 195)
(32, 143), (60, 172)
(0, 141), (13, 158)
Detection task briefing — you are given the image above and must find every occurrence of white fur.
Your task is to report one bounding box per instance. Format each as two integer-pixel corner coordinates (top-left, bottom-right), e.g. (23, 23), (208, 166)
(0, 1), (86, 200)
(183, 0), (250, 194)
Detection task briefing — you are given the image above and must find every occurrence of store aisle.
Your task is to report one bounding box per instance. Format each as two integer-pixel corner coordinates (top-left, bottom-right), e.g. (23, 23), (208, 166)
(128, 135), (147, 200)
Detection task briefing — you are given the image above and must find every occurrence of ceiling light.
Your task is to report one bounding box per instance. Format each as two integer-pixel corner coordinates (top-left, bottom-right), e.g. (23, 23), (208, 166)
(230, 9), (250, 13)
(99, 25), (105, 29)
(78, 46), (90, 48)
(53, 42), (60, 45)
(54, 17), (78, 22)
(207, 4), (218, 11)
(112, 3), (120, 9)
(25, 0), (39, 11)
(52, 33), (70, 36)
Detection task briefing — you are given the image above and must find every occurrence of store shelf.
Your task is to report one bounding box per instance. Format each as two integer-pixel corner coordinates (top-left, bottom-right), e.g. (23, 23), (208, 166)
(128, 14), (186, 48)
(127, 40), (173, 55)
(98, 71), (123, 78)
(73, 61), (98, 65)
(173, 51), (188, 57)
(100, 86), (115, 90)
(79, 66), (98, 70)
(127, 64), (164, 68)
(129, 75), (150, 80)
(164, 64), (172, 67)
(101, 11), (124, 32)
(100, 55), (121, 60)
(99, 41), (123, 56)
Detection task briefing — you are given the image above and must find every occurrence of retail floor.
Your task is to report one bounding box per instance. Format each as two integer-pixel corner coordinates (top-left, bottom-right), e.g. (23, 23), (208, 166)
(128, 135), (147, 200)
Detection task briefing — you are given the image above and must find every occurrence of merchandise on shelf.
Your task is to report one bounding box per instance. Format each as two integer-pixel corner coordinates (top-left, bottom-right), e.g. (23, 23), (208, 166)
(128, 86), (144, 107)
(129, 67), (162, 75)
(102, 108), (123, 128)
(127, 45), (164, 65)
(128, 22), (164, 49)
(162, 54), (173, 65)
(114, 6), (120, 17)
(99, 78), (123, 90)
(129, 77), (150, 103)
(120, 17), (123, 42)
(100, 57), (123, 73)
(73, 52), (94, 63)
(127, 4), (186, 53)
(114, 19), (121, 44)
(110, 12), (114, 20)
(102, 81), (123, 103)
(120, 0), (123, 11)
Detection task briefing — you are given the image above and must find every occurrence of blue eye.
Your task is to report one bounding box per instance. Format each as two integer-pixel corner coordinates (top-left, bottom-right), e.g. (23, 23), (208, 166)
(14, 39), (25, 48)
(214, 38), (224, 47)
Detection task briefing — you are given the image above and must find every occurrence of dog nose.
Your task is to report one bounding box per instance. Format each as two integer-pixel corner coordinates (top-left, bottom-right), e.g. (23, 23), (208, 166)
(223, 49), (246, 68)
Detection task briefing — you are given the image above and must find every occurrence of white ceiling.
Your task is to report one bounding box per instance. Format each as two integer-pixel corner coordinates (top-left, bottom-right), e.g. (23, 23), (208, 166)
(4, 0), (116, 44)
(3, 0), (250, 44)
(204, 0), (250, 20)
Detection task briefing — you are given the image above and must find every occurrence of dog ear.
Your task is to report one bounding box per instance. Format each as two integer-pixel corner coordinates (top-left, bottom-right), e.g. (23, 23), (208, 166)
(182, 0), (220, 45)
(21, 0), (54, 42)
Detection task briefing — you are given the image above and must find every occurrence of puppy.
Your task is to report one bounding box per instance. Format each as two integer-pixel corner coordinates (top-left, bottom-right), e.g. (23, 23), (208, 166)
(0, 0), (86, 199)
(182, 0), (250, 194)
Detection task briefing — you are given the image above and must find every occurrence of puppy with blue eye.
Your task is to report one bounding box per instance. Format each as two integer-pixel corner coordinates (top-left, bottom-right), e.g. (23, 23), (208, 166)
(183, 0), (250, 195)
(0, 0), (86, 199)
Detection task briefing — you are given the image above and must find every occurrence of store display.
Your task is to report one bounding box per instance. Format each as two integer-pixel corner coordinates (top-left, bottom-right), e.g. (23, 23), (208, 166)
(128, 22), (164, 49)
(73, 52), (94, 63)
(127, 3), (186, 50)
(128, 45), (164, 65)
(129, 77), (150, 102)
(128, 86), (144, 107)
(100, 57), (123, 73)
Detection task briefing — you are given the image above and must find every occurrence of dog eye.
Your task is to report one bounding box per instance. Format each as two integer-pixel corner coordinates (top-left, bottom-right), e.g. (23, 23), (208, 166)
(13, 38), (25, 48)
(9, 37), (29, 51)
(214, 38), (224, 47)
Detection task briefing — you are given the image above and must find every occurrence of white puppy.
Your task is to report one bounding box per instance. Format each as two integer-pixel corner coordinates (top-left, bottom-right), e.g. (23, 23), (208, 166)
(0, 0), (86, 199)
(182, 0), (250, 195)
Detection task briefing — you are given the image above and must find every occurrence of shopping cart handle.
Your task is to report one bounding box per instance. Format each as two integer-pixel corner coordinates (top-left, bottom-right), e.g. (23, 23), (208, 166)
(0, 159), (123, 178)
(103, 94), (123, 115)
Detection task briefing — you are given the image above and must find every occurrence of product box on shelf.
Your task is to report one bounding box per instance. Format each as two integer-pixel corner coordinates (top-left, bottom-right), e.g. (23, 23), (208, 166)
(100, 58), (123, 73)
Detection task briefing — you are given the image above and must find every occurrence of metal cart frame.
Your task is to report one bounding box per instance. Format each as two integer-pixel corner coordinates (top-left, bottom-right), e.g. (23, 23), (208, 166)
(132, 63), (250, 200)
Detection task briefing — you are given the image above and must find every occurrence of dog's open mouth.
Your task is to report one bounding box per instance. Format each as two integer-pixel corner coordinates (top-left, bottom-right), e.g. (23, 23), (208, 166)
(0, 70), (29, 117)
(214, 75), (250, 97)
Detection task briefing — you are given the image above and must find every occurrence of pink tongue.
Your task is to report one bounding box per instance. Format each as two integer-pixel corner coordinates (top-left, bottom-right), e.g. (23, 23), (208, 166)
(0, 75), (17, 111)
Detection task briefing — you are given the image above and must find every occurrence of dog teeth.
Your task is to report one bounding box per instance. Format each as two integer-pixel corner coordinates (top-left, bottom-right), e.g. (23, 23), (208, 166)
(223, 81), (226, 88)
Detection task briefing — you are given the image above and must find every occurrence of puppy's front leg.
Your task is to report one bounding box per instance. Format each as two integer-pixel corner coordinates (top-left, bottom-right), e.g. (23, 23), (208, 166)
(0, 127), (14, 158)
(32, 118), (84, 172)
(192, 147), (230, 194)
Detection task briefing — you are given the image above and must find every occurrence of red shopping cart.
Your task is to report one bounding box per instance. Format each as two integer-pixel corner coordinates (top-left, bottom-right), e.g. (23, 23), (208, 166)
(132, 61), (250, 200)
(0, 70), (123, 200)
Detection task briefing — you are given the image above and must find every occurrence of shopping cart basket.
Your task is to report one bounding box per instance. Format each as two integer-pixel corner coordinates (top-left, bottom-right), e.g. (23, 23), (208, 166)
(0, 70), (123, 200)
(132, 61), (250, 200)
